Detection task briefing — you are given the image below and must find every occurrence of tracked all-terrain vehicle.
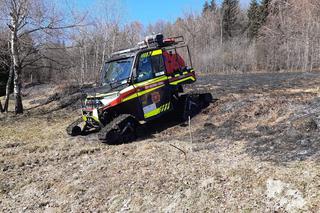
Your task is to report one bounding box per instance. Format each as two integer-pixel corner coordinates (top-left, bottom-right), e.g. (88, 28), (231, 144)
(67, 34), (212, 144)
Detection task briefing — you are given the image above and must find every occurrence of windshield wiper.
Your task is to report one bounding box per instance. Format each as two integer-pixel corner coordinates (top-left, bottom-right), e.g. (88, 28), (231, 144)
(109, 77), (131, 89)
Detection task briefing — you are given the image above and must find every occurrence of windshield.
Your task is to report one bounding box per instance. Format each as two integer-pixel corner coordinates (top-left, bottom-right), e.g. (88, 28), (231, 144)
(102, 57), (133, 86)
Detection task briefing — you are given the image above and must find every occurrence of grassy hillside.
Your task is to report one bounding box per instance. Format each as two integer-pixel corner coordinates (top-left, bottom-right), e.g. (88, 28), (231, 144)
(1, 72), (320, 211)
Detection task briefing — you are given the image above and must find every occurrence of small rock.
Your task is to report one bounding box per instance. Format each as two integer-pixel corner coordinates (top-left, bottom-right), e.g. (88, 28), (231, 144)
(299, 139), (311, 147)
(204, 122), (216, 128)
(291, 116), (318, 132)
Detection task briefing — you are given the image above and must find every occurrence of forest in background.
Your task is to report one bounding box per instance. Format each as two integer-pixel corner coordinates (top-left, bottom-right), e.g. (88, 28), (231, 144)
(1, 0), (320, 113)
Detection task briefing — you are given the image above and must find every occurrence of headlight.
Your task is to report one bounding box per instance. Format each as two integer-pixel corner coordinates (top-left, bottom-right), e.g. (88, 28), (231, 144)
(100, 92), (120, 106)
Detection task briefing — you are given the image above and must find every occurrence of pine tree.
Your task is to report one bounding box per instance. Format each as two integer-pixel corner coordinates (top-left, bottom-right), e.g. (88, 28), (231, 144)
(247, 0), (260, 39)
(203, 1), (210, 14)
(209, 0), (217, 12)
(203, 0), (217, 14)
(221, 0), (240, 39)
(260, 0), (271, 25)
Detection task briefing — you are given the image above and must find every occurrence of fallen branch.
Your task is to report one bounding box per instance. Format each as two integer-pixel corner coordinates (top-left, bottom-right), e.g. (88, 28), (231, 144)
(169, 144), (187, 158)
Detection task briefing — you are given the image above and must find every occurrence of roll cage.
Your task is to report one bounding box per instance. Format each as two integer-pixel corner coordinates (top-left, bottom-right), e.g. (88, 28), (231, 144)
(102, 44), (193, 87)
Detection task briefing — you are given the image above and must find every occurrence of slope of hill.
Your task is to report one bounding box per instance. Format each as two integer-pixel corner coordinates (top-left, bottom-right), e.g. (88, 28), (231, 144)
(1, 72), (320, 212)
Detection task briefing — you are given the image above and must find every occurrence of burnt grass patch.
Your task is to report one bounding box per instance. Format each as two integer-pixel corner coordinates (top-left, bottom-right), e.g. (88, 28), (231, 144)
(190, 72), (320, 164)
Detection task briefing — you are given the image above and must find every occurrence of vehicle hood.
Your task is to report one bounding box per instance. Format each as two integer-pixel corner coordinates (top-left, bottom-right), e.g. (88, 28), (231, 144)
(85, 85), (122, 98)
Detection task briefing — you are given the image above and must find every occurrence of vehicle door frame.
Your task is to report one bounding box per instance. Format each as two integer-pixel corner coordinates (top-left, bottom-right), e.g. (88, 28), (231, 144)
(132, 48), (172, 121)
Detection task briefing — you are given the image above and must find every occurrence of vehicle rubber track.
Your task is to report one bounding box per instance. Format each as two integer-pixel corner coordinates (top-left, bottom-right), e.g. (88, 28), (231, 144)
(175, 92), (214, 121)
(98, 114), (137, 144)
(66, 118), (83, 136)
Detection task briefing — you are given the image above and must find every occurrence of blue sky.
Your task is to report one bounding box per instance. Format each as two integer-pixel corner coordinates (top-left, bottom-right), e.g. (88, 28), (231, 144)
(74, 0), (251, 26)
(125, 0), (250, 25)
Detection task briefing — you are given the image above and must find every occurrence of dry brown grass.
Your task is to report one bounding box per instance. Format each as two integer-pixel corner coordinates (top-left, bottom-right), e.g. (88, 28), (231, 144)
(1, 72), (320, 212)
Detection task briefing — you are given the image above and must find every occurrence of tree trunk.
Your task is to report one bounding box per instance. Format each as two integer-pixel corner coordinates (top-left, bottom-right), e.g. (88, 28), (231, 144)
(0, 99), (3, 112)
(11, 24), (23, 114)
(3, 62), (14, 112)
(13, 65), (23, 114)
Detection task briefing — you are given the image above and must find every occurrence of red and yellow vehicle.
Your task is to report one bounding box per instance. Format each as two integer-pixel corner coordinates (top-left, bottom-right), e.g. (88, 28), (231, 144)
(67, 34), (212, 144)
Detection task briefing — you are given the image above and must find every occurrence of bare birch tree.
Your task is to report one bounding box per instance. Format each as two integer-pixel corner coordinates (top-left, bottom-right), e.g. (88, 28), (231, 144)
(0, 0), (84, 114)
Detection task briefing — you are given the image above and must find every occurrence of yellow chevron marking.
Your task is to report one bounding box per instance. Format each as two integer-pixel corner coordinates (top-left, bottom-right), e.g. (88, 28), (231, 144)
(144, 102), (171, 118)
